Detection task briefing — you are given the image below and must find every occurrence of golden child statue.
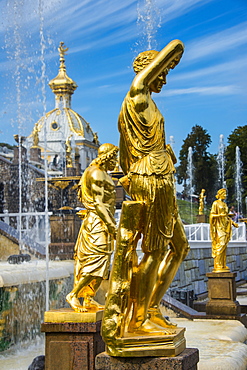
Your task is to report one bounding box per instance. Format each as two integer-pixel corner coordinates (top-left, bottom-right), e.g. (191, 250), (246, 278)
(210, 188), (238, 272)
(66, 143), (118, 312)
(101, 40), (190, 357)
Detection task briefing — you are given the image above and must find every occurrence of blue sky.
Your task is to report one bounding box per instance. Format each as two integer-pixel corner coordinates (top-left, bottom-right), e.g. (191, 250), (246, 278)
(0, 0), (247, 159)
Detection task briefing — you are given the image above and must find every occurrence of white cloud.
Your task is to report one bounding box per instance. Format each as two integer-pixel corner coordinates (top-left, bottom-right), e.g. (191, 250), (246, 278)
(185, 21), (247, 62)
(161, 85), (239, 96)
(157, 0), (213, 22)
(0, 0), (62, 32)
(1, 0), (214, 56)
(172, 55), (247, 82)
(44, 0), (137, 38)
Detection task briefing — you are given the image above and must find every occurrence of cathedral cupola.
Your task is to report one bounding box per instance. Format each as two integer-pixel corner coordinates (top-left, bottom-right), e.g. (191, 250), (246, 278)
(26, 42), (99, 175)
(48, 42), (77, 109)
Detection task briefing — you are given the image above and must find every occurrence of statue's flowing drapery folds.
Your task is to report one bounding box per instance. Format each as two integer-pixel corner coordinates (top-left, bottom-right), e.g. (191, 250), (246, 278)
(119, 93), (177, 251)
(66, 143), (118, 313)
(210, 188), (238, 272)
(102, 40), (189, 357)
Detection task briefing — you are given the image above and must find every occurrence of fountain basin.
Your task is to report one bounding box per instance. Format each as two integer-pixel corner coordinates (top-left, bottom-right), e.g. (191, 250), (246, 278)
(0, 260), (73, 351)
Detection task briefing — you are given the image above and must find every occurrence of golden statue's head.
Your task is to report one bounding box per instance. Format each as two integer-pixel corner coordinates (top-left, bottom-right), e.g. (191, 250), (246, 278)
(133, 50), (159, 74)
(216, 188), (227, 200)
(98, 143), (118, 157)
(91, 143), (119, 170)
(133, 49), (182, 75)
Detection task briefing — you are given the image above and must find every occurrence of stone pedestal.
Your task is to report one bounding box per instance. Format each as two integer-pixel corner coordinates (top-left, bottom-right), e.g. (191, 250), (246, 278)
(13, 145), (27, 164)
(95, 348), (199, 370)
(41, 309), (105, 370)
(196, 214), (208, 223)
(206, 272), (240, 316)
(30, 147), (42, 164)
(66, 167), (77, 176)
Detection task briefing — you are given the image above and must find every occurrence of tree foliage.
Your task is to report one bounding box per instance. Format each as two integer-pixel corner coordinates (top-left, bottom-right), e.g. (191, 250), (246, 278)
(0, 142), (15, 150)
(176, 125), (218, 204)
(225, 125), (247, 213)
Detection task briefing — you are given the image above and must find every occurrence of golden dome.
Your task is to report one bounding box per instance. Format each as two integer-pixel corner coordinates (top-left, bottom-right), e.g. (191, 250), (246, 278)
(49, 42), (77, 95)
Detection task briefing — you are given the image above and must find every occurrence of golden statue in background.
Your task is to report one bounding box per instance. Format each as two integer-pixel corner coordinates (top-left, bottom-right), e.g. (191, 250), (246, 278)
(31, 123), (40, 148)
(65, 134), (73, 168)
(210, 188), (238, 273)
(101, 39), (189, 357)
(199, 189), (206, 215)
(66, 143), (118, 312)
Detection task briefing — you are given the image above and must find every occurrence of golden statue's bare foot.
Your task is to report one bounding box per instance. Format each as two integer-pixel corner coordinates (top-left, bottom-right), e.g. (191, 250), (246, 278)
(83, 296), (104, 310)
(128, 319), (173, 335)
(66, 293), (87, 312)
(148, 306), (177, 328)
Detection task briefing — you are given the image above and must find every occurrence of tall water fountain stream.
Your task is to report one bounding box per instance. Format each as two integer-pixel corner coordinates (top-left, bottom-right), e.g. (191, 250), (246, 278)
(137, 0), (161, 50)
(5, 0), (51, 309)
(217, 134), (226, 189)
(0, 1), (76, 366)
(38, 0), (50, 313)
(235, 146), (243, 215)
(187, 146), (194, 224)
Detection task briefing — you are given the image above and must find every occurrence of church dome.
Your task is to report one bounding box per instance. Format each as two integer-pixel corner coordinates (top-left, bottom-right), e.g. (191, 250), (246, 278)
(48, 42), (77, 96)
(26, 42), (99, 174)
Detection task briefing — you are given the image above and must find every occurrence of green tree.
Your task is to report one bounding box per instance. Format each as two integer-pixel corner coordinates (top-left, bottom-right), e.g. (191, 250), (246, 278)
(176, 125), (218, 204)
(225, 125), (247, 214)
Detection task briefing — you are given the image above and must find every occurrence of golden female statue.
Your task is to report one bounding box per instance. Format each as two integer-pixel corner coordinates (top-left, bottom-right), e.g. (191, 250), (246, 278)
(66, 143), (118, 312)
(210, 188), (238, 272)
(102, 40), (189, 356)
(199, 189), (206, 215)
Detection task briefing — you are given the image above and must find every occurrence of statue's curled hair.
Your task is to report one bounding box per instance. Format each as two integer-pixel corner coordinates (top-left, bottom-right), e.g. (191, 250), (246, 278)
(216, 188), (226, 199)
(90, 143), (119, 167)
(133, 50), (159, 74)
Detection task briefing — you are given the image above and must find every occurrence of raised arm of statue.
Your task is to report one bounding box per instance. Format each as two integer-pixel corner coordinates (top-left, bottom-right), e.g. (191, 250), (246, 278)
(130, 39), (184, 98)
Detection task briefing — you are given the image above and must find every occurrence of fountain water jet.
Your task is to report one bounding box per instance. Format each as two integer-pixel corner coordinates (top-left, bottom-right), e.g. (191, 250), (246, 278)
(0, 1), (76, 356)
(169, 135), (175, 150)
(137, 0), (161, 50)
(187, 146), (194, 224)
(217, 134), (226, 189)
(38, 0), (50, 312)
(11, 0), (25, 253)
(235, 146), (243, 216)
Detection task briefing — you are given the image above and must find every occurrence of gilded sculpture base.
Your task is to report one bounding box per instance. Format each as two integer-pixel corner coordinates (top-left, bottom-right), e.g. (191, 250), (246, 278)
(44, 307), (104, 323)
(106, 327), (186, 357)
(212, 266), (230, 273)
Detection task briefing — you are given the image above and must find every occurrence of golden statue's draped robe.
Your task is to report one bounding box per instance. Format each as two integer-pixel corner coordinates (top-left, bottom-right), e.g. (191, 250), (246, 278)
(74, 170), (114, 297)
(118, 92), (178, 252)
(210, 200), (232, 258)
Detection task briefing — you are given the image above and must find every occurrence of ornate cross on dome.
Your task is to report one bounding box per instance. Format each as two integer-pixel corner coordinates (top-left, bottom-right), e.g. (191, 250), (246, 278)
(58, 42), (69, 71)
